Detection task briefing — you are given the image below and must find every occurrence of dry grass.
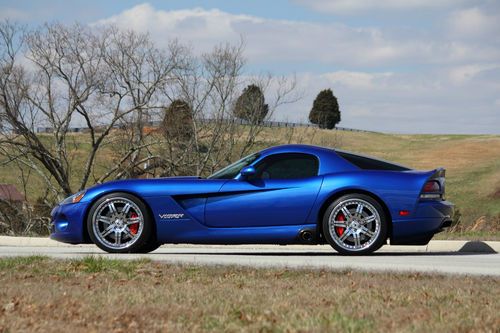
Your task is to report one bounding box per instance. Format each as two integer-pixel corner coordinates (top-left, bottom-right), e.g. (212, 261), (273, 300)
(1, 128), (499, 235)
(0, 256), (499, 333)
(490, 187), (500, 199)
(291, 129), (500, 235)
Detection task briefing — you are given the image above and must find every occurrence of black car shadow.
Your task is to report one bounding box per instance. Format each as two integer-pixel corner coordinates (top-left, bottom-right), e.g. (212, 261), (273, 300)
(148, 251), (494, 257)
(150, 241), (498, 256)
(65, 241), (497, 256)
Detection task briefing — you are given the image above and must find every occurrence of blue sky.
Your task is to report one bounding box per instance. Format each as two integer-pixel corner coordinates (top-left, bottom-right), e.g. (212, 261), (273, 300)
(1, 0), (499, 134)
(0, 0), (324, 23)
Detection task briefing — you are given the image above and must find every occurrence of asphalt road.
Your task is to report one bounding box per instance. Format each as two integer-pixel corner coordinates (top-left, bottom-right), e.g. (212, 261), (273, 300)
(1, 243), (499, 276)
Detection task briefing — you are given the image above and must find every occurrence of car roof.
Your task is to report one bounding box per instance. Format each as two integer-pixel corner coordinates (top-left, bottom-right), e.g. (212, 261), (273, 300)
(259, 144), (412, 173)
(259, 144), (336, 156)
(257, 144), (357, 175)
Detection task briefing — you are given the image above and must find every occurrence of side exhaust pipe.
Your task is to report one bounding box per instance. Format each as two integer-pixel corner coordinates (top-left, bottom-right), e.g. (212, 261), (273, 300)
(299, 230), (314, 243)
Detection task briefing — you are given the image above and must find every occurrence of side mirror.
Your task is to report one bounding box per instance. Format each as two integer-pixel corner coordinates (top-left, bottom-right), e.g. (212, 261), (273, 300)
(239, 166), (256, 179)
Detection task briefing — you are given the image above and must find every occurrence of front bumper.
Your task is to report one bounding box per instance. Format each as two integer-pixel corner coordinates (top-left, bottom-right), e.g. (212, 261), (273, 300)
(391, 200), (454, 245)
(50, 202), (90, 244)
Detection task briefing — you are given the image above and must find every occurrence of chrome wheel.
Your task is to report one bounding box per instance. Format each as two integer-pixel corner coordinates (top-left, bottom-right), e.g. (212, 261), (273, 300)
(327, 198), (381, 252)
(91, 197), (144, 250)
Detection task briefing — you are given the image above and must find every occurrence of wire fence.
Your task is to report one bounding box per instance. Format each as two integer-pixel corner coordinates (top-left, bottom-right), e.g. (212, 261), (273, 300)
(35, 119), (374, 134)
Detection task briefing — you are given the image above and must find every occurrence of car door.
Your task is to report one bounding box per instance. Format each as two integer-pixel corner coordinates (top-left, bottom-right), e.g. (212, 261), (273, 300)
(205, 153), (323, 227)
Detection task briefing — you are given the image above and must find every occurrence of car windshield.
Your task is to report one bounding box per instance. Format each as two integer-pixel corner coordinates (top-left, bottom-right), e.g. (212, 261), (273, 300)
(208, 153), (260, 179)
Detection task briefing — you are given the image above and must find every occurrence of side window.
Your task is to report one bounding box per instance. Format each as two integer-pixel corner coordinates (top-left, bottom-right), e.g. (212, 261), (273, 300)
(252, 153), (319, 180)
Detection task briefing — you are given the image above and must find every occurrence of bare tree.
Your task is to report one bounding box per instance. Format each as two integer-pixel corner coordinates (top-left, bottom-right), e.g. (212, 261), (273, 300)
(150, 43), (300, 177)
(0, 20), (304, 236)
(0, 22), (179, 199)
(94, 27), (181, 180)
(1, 20), (301, 213)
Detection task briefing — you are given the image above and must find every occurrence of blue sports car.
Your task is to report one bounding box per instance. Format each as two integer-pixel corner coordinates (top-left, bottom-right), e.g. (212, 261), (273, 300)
(50, 144), (454, 255)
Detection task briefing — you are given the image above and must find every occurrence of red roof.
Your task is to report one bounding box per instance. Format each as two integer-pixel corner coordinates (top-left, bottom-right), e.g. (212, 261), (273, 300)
(0, 184), (25, 202)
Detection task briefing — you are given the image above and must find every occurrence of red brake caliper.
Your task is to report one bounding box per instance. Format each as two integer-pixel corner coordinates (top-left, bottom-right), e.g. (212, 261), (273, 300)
(336, 213), (345, 236)
(129, 212), (139, 235)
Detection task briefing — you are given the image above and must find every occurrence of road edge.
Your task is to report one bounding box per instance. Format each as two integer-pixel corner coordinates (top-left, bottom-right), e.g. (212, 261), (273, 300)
(0, 236), (498, 253)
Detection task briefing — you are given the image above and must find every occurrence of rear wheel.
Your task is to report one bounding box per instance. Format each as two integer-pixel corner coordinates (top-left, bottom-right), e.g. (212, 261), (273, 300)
(322, 194), (387, 255)
(87, 193), (155, 253)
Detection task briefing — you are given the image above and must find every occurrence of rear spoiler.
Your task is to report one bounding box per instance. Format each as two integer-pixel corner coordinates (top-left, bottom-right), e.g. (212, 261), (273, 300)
(420, 168), (446, 200)
(430, 168), (446, 179)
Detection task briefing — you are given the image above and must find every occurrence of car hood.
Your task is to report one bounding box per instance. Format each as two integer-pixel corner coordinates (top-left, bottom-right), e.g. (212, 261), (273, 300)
(160, 176), (203, 180)
(80, 176), (227, 203)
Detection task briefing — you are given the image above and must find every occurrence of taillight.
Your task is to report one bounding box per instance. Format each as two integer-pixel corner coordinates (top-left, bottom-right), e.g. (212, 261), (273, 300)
(420, 180), (442, 199)
(423, 181), (440, 192)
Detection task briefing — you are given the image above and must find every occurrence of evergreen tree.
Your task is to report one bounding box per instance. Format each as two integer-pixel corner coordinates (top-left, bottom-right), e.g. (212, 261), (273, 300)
(161, 100), (194, 141)
(234, 84), (269, 124)
(308, 89), (341, 129)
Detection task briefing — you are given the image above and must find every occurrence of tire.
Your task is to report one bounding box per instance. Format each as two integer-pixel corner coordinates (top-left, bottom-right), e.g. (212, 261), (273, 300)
(322, 194), (387, 255)
(87, 192), (155, 253)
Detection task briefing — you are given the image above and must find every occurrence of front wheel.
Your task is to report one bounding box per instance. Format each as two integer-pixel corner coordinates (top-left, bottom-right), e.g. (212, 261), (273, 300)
(87, 192), (155, 253)
(322, 194), (387, 255)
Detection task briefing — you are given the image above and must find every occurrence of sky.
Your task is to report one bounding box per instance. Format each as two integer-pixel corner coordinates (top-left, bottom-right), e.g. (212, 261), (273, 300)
(1, 0), (499, 134)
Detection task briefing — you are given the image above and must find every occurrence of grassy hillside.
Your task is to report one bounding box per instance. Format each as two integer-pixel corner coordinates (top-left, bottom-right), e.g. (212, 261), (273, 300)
(284, 128), (500, 236)
(0, 128), (499, 236)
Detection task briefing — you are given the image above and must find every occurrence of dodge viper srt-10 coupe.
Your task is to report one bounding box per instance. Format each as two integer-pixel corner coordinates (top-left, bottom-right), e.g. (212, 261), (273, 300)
(50, 144), (454, 255)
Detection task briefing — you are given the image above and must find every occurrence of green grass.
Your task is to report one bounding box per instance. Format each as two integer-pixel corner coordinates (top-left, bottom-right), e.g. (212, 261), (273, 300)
(0, 257), (498, 332)
(0, 255), (48, 270)
(68, 256), (152, 275)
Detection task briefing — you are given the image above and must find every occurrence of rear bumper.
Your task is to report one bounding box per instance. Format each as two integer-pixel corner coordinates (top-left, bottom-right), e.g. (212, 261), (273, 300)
(50, 202), (90, 244)
(391, 200), (454, 245)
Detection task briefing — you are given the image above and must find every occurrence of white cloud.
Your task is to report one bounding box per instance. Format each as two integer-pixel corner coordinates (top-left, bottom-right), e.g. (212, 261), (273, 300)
(94, 4), (257, 53)
(320, 71), (393, 89)
(93, 4), (500, 134)
(447, 7), (500, 39)
(292, 0), (471, 14)
(272, 68), (500, 134)
(448, 64), (500, 85)
(94, 3), (500, 69)
(0, 7), (29, 21)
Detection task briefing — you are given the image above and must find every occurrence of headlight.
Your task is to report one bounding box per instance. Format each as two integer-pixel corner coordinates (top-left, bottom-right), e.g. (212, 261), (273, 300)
(61, 190), (86, 205)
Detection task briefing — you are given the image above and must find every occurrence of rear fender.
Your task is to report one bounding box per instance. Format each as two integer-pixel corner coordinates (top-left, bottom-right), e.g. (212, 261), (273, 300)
(309, 171), (432, 225)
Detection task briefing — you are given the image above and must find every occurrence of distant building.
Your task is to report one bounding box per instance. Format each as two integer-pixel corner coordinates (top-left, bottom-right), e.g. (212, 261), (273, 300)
(0, 184), (25, 203)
